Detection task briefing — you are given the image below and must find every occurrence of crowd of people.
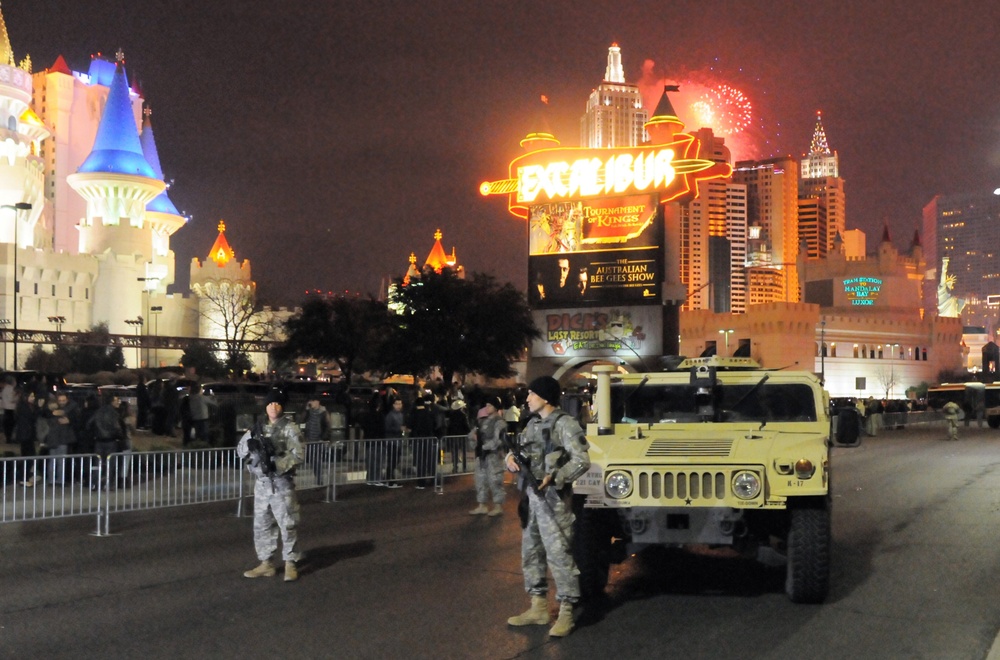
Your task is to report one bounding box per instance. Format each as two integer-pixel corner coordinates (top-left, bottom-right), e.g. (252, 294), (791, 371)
(2, 375), (133, 489)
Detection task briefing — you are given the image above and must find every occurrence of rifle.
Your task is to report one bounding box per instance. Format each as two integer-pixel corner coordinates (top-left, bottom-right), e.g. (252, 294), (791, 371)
(246, 422), (277, 478)
(502, 422), (573, 549)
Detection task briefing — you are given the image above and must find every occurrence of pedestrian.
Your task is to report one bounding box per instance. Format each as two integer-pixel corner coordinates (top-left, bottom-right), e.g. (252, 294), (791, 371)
(943, 400), (961, 441)
(162, 378), (179, 437)
(503, 393), (521, 435)
(382, 398), (407, 488)
(136, 378), (150, 430)
(505, 376), (591, 638)
(237, 390), (304, 581)
(468, 396), (507, 516)
(408, 395), (438, 489)
(299, 398), (331, 484)
(15, 390), (37, 487)
(364, 391), (385, 486)
(87, 394), (126, 490)
(45, 391), (80, 486)
(1, 375), (16, 442)
(187, 383), (211, 444)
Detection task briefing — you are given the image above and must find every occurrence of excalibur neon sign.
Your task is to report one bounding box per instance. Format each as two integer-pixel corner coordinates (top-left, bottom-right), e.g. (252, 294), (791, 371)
(481, 133), (731, 219)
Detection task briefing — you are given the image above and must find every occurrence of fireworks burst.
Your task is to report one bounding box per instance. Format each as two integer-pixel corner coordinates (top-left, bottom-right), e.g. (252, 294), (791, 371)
(639, 57), (781, 160)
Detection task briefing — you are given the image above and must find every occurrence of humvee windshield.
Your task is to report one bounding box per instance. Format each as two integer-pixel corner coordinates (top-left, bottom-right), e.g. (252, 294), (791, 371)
(612, 381), (818, 424)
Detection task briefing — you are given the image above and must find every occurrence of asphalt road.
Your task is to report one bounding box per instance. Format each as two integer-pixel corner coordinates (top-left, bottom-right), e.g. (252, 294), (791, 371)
(2, 423), (1000, 659)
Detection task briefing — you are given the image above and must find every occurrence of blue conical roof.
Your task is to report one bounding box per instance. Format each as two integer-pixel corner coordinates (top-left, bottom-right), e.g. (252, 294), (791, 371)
(140, 111), (181, 215)
(77, 61), (156, 178)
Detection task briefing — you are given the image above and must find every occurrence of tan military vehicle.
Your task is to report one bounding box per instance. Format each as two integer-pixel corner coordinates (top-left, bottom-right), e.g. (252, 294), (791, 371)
(573, 357), (861, 603)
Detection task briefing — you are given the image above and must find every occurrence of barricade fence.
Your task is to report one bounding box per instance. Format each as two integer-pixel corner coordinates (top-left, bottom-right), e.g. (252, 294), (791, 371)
(1, 435), (477, 535)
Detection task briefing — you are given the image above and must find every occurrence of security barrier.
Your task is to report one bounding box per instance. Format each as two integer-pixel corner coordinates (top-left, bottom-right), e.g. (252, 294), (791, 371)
(1, 435), (478, 535)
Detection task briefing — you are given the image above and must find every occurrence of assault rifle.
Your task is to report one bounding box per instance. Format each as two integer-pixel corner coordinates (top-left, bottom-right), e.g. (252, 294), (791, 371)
(501, 427), (543, 494)
(246, 423), (277, 478)
(502, 423), (572, 548)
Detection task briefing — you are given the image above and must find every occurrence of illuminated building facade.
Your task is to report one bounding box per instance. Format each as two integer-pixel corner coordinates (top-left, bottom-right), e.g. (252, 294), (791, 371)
(733, 156), (800, 304)
(922, 190), (1000, 330)
(679, 128), (747, 313)
(580, 44), (648, 148)
(483, 79), (731, 380)
(798, 112), (845, 259)
(682, 230), (963, 397)
(0, 10), (276, 371)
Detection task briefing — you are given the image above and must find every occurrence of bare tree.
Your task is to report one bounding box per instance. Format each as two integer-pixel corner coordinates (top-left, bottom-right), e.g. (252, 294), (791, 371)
(192, 280), (276, 374)
(875, 366), (898, 399)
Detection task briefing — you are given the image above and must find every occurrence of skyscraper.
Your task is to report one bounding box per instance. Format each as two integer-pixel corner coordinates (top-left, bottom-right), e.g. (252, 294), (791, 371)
(733, 157), (800, 304)
(923, 190), (1000, 326)
(680, 128), (746, 313)
(580, 43), (648, 148)
(799, 112), (845, 258)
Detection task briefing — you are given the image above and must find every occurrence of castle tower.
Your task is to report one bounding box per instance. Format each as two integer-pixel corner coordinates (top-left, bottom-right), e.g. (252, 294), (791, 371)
(190, 220), (255, 344)
(66, 51), (164, 335)
(0, 8), (46, 245)
(139, 107), (187, 292)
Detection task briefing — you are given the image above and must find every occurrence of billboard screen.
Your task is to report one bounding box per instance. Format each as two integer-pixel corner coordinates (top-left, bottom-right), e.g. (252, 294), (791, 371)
(530, 306), (663, 358)
(528, 194), (662, 308)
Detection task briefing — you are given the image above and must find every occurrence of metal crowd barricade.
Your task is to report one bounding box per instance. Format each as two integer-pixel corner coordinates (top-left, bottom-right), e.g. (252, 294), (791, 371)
(1, 434), (481, 535)
(1, 454), (103, 533)
(323, 435), (475, 502)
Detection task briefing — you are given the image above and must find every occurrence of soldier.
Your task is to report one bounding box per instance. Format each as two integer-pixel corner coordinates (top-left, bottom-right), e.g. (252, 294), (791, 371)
(505, 376), (590, 638)
(942, 400), (961, 441)
(467, 396), (507, 516)
(237, 390), (305, 581)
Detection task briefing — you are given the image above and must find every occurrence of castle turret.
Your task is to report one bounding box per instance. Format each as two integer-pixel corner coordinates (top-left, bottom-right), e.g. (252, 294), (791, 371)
(68, 51), (164, 259)
(190, 220), (255, 345)
(644, 84), (684, 144)
(67, 51), (164, 334)
(0, 8), (46, 246)
(139, 106), (186, 292)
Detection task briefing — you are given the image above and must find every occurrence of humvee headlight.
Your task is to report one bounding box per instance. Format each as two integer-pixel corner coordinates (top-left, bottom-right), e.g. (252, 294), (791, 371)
(732, 471), (761, 500)
(605, 471), (633, 499)
(794, 458), (815, 478)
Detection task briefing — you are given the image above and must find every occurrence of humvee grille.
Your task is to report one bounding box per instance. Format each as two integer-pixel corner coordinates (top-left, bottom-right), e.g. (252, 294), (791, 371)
(645, 438), (734, 457)
(636, 470), (728, 502)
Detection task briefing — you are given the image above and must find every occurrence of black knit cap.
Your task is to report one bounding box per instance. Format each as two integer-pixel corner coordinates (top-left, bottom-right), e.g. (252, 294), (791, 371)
(527, 376), (561, 407)
(485, 395), (502, 410)
(265, 388), (286, 407)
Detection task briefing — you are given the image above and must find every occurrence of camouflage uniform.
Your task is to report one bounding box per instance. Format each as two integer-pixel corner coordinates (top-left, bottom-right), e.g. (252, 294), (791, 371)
(237, 416), (304, 562)
(515, 409), (590, 603)
(469, 411), (507, 505)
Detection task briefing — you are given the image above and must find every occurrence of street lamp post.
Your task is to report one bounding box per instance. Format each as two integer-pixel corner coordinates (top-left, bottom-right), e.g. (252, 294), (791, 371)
(0, 319), (8, 370)
(890, 342), (900, 399)
(150, 305), (163, 368)
(125, 316), (143, 368)
(3, 202), (32, 370)
(718, 329), (734, 356)
(819, 319), (827, 386)
(137, 277), (160, 368)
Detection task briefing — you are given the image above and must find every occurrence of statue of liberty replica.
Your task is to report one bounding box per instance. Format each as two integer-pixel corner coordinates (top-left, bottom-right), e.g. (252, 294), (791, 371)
(937, 257), (967, 318)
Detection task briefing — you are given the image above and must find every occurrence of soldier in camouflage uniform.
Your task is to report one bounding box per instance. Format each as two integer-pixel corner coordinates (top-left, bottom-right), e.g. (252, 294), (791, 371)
(237, 390), (305, 582)
(505, 376), (590, 638)
(467, 396), (507, 516)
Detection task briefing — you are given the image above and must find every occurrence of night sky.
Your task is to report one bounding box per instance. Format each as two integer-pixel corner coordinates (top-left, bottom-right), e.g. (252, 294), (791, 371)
(7, 1), (1000, 306)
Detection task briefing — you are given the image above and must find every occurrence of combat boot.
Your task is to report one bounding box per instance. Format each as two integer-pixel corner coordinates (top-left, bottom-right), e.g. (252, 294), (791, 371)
(284, 561), (298, 582)
(548, 601), (575, 637)
(468, 504), (489, 515)
(243, 560), (275, 578)
(507, 595), (550, 626)
(488, 504), (503, 517)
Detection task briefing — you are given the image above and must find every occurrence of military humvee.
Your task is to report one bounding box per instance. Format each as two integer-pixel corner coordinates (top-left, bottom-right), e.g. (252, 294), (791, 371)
(572, 357), (861, 603)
